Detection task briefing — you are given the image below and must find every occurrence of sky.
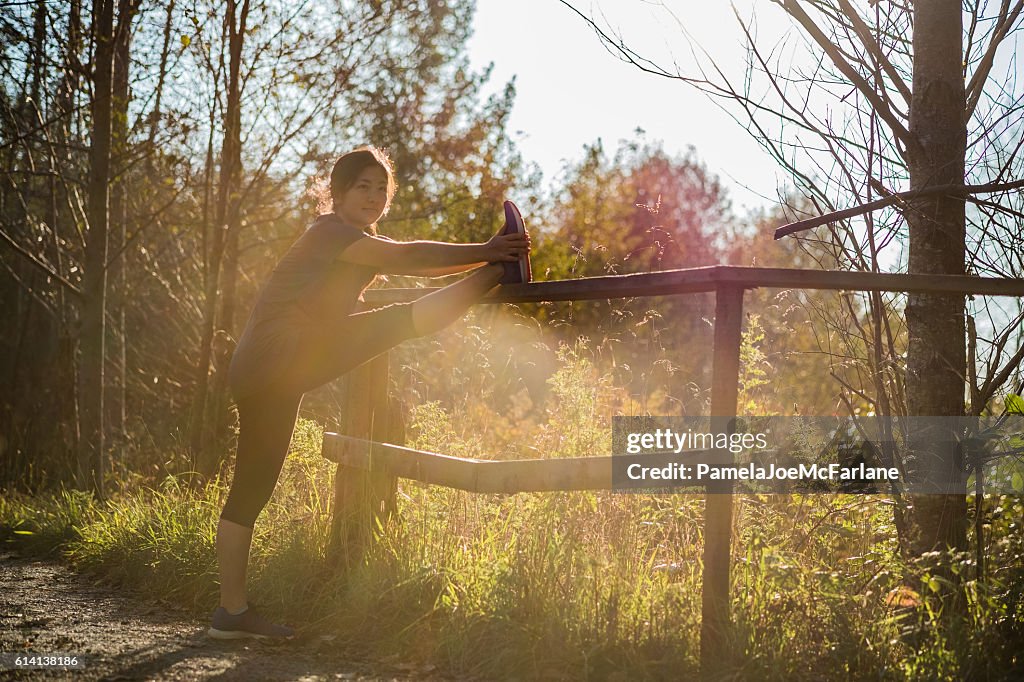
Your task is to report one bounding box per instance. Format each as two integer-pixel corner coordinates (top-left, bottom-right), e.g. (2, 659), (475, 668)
(465, 0), (795, 214)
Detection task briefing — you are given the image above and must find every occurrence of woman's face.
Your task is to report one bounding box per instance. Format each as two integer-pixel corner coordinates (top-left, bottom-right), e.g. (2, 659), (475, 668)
(335, 165), (391, 228)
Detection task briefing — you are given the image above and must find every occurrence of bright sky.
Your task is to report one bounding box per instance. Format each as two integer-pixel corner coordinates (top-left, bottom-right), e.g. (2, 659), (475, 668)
(466, 0), (795, 214)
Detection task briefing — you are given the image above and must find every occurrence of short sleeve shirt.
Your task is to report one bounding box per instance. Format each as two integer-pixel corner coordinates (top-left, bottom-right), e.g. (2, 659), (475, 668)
(228, 213), (380, 395)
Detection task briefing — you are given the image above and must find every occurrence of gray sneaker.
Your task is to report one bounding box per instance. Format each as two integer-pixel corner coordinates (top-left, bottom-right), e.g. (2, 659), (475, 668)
(208, 606), (295, 640)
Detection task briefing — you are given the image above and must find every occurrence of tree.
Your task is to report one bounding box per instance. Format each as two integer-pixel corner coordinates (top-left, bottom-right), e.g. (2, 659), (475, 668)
(108, 0), (140, 476)
(562, 0), (1024, 554)
(903, 0), (970, 560)
(78, 0), (117, 496)
(0, 0), (532, 487)
(562, 0), (1024, 668)
(187, 0), (249, 472)
(539, 138), (733, 412)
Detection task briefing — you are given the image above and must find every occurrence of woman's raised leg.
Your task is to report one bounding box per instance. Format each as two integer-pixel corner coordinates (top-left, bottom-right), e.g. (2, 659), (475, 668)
(411, 263), (503, 336)
(283, 264), (503, 394)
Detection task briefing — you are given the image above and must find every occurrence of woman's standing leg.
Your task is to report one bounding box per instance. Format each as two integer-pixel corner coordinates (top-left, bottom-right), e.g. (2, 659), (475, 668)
(217, 388), (302, 613)
(216, 518), (254, 612)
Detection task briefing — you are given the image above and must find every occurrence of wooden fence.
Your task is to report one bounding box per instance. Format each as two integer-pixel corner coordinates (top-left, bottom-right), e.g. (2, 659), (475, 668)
(320, 264), (1024, 674)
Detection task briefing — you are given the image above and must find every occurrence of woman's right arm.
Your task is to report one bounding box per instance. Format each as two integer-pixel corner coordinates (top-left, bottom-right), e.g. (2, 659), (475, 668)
(337, 232), (528, 273)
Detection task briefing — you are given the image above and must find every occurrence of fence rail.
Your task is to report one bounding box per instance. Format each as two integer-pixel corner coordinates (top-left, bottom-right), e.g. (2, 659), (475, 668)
(322, 264), (1024, 675)
(322, 434), (743, 493)
(364, 265), (1024, 305)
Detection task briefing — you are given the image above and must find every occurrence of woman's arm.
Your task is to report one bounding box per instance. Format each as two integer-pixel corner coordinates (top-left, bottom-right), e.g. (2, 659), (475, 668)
(389, 262), (489, 278)
(336, 232), (528, 273)
(362, 235), (486, 276)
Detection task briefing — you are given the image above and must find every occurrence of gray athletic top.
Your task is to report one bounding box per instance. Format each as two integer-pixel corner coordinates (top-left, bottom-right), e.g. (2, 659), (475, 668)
(228, 213), (380, 396)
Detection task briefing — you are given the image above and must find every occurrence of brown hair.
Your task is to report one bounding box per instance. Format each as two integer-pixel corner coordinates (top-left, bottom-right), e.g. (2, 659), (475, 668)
(311, 146), (397, 232)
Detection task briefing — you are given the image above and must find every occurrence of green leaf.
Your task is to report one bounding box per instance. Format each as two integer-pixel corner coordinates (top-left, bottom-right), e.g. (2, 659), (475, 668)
(13, 530), (34, 535)
(927, 577), (941, 593)
(1012, 471), (1023, 492)
(1006, 394), (1024, 415)
(180, 34), (191, 48)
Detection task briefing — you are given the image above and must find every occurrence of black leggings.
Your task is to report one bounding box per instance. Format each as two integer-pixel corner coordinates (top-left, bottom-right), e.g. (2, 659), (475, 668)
(220, 303), (417, 528)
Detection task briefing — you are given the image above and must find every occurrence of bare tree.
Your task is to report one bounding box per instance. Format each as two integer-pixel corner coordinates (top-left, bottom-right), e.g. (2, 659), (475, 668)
(562, 0), (1023, 537)
(79, 0), (117, 496)
(561, 0), (1024, 666)
(187, 0), (250, 472)
(107, 0), (140, 476)
(1, 0), (529, 491)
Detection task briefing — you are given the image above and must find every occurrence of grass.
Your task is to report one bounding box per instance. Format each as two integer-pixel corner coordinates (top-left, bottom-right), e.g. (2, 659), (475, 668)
(2, 342), (1023, 680)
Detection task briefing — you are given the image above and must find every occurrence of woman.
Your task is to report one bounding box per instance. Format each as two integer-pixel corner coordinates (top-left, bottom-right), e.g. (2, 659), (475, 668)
(209, 146), (530, 639)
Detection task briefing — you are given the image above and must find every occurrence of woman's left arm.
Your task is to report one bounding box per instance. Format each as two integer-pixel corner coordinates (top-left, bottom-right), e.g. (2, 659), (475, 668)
(373, 235), (487, 277)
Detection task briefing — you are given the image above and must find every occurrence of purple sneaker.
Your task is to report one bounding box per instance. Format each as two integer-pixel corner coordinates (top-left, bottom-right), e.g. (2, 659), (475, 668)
(498, 200), (532, 285)
(208, 606), (295, 640)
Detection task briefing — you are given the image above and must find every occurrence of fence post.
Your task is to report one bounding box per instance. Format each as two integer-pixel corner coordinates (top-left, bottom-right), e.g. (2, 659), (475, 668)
(329, 350), (400, 567)
(700, 285), (744, 675)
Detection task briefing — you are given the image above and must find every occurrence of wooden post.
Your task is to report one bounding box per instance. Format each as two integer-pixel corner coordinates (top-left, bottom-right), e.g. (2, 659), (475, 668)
(700, 285), (744, 675)
(329, 350), (399, 567)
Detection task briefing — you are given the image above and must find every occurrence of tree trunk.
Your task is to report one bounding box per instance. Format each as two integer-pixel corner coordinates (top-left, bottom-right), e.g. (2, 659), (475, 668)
(905, 0), (968, 555)
(107, 0), (137, 475)
(78, 0), (116, 497)
(57, 0), (83, 473)
(189, 0), (249, 475)
(30, 0), (46, 105)
(148, 0), (176, 146)
(207, 213), (242, 463)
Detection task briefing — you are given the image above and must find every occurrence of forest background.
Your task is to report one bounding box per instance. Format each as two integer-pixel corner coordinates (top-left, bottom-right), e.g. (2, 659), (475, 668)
(2, 0), (1023, 679)
(0, 0), (842, 488)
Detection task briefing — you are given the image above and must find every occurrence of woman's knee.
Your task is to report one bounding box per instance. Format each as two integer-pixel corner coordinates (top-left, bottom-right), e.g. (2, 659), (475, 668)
(220, 491), (267, 529)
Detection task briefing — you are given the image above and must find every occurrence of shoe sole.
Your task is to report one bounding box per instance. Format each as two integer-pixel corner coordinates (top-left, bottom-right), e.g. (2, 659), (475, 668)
(207, 626), (294, 640)
(502, 200), (532, 284)
(207, 626), (268, 640)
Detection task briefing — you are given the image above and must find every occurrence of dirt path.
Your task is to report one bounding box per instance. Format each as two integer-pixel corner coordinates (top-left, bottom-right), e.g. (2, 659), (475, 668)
(0, 552), (442, 681)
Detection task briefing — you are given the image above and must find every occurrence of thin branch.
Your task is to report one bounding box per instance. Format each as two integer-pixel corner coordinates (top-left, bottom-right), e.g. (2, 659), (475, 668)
(555, 0), (717, 88)
(778, 0), (915, 154)
(831, 369), (878, 407)
(965, 0), (1024, 120)
(0, 100), (91, 152)
(836, 0), (912, 104)
(977, 336), (1024, 409)
(775, 179), (1024, 238)
(0, 224), (83, 298)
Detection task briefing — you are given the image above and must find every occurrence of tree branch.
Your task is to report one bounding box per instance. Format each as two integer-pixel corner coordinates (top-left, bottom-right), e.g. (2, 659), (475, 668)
(977, 333), (1024, 409)
(778, 0), (914, 154)
(775, 179), (1024, 239)
(0, 224), (83, 298)
(965, 0), (1024, 120)
(0, 101), (91, 152)
(836, 0), (912, 104)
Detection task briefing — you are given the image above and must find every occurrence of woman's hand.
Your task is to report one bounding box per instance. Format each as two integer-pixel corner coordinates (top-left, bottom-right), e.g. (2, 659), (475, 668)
(485, 231), (530, 262)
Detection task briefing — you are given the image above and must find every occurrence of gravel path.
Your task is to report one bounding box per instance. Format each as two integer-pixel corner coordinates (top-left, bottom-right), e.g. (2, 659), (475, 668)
(0, 552), (441, 681)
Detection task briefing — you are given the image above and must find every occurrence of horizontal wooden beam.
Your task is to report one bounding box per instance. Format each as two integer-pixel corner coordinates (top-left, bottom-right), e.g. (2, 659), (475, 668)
(324, 433), (611, 492)
(322, 433), (722, 494)
(709, 267), (1024, 296)
(364, 266), (1024, 305)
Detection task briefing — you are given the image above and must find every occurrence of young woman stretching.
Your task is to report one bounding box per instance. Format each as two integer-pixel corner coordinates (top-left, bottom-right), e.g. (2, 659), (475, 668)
(209, 146), (530, 639)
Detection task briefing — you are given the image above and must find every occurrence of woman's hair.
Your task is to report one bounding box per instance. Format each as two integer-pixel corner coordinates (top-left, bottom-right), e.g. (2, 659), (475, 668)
(312, 146), (397, 232)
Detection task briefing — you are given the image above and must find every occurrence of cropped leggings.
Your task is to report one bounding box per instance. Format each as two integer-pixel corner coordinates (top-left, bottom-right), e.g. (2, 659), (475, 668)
(220, 303), (417, 528)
